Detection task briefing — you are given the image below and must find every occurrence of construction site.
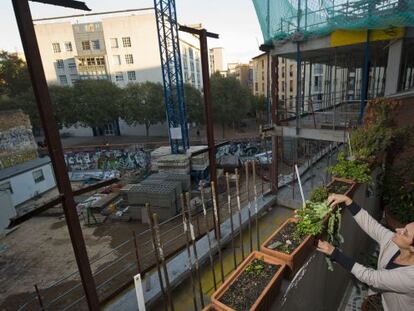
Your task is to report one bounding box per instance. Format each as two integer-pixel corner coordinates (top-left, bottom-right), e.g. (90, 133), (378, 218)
(1, 0), (414, 310)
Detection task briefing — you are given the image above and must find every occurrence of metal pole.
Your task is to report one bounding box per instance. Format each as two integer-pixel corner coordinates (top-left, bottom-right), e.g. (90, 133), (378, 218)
(225, 173), (237, 269)
(11, 1), (99, 309)
(211, 182), (225, 283)
(152, 213), (174, 311)
(359, 30), (371, 124)
(132, 231), (143, 276)
(185, 193), (205, 308)
(271, 56), (279, 194)
(146, 204), (168, 311)
(234, 168), (245, 261)
(252, 161), (260, 250)
(180, 195), (198, 311)
(245, 161), (253, 253)
(199, 29), (220, 239)
(34, 284), (44, 311)
(200, 183), (217, 290)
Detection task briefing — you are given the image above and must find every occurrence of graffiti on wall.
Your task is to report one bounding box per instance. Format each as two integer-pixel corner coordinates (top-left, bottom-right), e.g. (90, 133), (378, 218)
(64, 146), (150, 172)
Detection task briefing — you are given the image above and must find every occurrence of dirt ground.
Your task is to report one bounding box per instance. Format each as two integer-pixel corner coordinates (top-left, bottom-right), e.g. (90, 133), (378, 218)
(0, 213), (148, 310)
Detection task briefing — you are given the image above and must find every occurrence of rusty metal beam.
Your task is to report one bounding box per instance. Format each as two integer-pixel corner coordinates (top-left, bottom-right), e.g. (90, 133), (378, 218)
(30, 0), (90, 11)
(11, 1), (99, 309)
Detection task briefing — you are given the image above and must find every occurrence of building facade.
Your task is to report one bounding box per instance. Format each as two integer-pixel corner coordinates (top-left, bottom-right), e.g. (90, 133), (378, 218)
(227, 63), (253, 90)
(209, 47), (225, 74)
(34, 11), (202, 91)
(33, 10), (203, 137)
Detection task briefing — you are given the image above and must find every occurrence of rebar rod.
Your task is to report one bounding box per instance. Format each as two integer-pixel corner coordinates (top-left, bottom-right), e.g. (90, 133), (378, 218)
(226, 172), (237, 269)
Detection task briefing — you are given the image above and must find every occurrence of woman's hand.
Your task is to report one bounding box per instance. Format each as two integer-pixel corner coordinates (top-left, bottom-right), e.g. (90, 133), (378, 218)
(317, 240), (335, 256)
(327, 194), (353, 207)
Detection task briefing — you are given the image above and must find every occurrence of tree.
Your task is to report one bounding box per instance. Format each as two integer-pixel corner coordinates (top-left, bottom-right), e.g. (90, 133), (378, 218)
(0, 50), (31, 97)
(73, 80), (122, 129)
(49, 85), (77, 128)
(184, 83), (204, 125)
(210, 73), (251, 137)
(121, 82), (165, 136)
(250, 94), (267, 122)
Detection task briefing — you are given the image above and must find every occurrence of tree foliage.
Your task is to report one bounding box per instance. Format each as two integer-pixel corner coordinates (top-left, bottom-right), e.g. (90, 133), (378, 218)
(121, 82), (165, 136)
(210, 73), (250, 136)
(184, 83), (204, 125)
(0, 50), (31, 97)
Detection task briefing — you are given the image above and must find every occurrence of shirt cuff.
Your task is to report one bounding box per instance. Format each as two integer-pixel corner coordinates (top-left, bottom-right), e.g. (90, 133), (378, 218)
(330, 248), (356, 272)
(347, 201), (361, 216)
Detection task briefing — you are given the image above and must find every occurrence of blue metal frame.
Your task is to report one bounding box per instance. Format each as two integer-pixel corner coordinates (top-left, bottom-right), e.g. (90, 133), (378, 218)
(154, 0), (189, 153)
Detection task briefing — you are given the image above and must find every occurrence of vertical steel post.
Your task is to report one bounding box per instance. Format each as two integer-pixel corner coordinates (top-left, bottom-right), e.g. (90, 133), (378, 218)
(34, 284), (44, 311)
(225, 173), (237, 269)
(359, 30), (371, 124)
(11, 1), (99, 309)
(152, 213), (174, 311)
(146, 204), (168, 311)
(211, 182), (225, 283)
(132, 231), (143, 276)
(271, 56), (279, 194)
(245, 161), (253, 253)
(252, 161), (260, 250)
(185, 193), (205, 308)
(199, 30), (220, 239)
(200, 183), (217, 290)
(235, 168), (245, 261)
(180, 195), (198, 311)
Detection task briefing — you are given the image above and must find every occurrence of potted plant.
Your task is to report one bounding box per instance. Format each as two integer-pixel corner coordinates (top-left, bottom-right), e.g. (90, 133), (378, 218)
(328, 152), (371, 184)
(260, 200), (342, 276)
(211, 251), (287, 311)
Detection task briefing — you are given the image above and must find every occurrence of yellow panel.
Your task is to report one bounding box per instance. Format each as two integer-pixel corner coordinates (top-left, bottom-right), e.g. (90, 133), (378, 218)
(331, 28), (405, 47)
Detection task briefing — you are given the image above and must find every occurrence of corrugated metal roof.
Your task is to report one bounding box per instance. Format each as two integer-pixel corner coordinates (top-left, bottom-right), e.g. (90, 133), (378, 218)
(0, 157), (52, 181)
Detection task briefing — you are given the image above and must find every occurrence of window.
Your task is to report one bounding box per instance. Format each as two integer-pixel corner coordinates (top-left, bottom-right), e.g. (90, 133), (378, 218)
(113, 55), (121, 65)
(255, 82), (258, 92)
(86, 57), (96, 66)
(52, 42), (61, 53)
(125, 54), (134, 64)
(82, 41), (91, 50)
(65, 42), (73, 52)
(122, 37), (131, 47)
(0, 182), (13, 194)
(33, 169), (45, 183)
(289, 64), (294, 77)
(282, 71), (285, 78)
(92, 40), (100, 50)
(127, 71), (136, 81)
(110, 38), (118, 48)
(115, 72), (124, 81)
(59, 75), (68, 85)
(68, 62), (76, 72)
(261, 59), (264, 68)
(96, 57), (105, 65)
(56, 59), (64, 69)
(70, 74), (78, 84)
(289, 80), (293, 92)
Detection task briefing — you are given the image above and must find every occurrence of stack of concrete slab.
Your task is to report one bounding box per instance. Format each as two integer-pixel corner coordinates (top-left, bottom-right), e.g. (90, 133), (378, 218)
(188, 145), (209, 171)
(157, 154), (190, 174)
(123, 183), (179, 223)
(150, 146), (171, 171)
(145, 172), (191, 191)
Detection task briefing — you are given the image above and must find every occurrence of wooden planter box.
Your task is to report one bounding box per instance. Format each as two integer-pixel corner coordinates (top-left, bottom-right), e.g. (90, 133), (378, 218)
(327, 177), (357, 197)
(211, 251), (287, 311)
(260, 218), (314, 278)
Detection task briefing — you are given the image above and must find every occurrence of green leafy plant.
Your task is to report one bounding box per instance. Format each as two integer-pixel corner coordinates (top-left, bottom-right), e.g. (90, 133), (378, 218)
(309, 186), (329, 203)
(294, 201), (331, 239)
(328, 152), (371, 183)
(246, 258), (265, 275)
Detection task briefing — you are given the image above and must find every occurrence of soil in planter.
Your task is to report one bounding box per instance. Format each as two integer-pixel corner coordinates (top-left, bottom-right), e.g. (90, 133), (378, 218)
(219, 259), (280, 310)
(328, 180), (351, 194)
(266, 222), (305, 254)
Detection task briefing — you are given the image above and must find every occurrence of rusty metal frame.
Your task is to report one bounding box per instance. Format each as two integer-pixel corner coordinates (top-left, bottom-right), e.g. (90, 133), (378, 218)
(11, 0), (99, 309)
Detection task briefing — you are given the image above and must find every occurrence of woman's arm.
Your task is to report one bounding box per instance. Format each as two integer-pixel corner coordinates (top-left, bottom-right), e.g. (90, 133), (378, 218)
(318, 241), (414, 293)
(328, 194), (393, 245)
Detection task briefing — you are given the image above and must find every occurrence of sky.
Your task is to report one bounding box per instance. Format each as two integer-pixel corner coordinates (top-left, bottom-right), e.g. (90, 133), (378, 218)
(0, 0), (264, 65)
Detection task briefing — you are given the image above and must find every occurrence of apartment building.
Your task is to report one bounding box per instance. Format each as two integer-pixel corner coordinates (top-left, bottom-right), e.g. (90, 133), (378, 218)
(227, 63), (253, 90)
(34, 10), (202, 90)
(209, 47), (225, 74)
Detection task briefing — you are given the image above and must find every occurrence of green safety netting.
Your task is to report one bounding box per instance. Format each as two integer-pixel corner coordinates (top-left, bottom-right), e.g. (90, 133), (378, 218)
(252, 0), (414, 44)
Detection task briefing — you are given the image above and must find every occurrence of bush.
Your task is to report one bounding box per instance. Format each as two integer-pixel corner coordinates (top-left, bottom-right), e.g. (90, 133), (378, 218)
(328, 152), (371, 183)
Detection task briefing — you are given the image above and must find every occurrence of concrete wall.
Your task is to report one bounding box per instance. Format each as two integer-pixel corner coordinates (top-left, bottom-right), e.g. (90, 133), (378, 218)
(60, 123), (94, 137)
(3, 162), (56, 207)
(271, 169), (382, 310)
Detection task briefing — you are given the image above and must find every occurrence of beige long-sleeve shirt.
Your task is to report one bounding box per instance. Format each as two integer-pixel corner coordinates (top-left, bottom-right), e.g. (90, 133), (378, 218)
(351, 208), (414, 311)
